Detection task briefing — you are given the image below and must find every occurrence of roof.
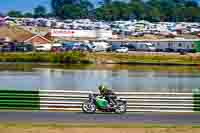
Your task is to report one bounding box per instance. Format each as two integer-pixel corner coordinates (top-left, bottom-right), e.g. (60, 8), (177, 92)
(44, 32), (54, 41)
(24, 34), (51, 43)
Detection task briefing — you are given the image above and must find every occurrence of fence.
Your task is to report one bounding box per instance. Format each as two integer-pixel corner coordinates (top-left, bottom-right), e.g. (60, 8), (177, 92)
(0, 89), (200, 112)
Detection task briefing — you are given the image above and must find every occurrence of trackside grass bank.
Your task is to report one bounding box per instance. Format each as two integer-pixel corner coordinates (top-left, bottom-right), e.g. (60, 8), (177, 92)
(0, 123), (200, 133)
(88, 53), (200, 65)
(0, 52), (91, 64)
(0, 52), (200, 65)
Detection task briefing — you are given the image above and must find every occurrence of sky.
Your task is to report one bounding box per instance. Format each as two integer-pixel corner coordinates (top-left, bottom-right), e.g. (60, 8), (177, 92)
(0, 0), (101, 13)
(0, 0), (51, 13)
(0, 0), (200, 13)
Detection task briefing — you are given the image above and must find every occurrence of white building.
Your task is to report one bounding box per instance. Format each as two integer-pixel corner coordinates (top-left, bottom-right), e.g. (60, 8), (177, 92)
(50, 29), (113, 39)
(110, 38), (198, 52)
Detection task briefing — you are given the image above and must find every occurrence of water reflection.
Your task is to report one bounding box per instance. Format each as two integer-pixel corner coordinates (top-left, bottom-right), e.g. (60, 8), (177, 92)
(0, 64), (199, 92)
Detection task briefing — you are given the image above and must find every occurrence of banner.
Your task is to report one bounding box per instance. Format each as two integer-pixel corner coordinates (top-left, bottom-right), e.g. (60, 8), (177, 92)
(50, 29), (96, 38)
(50, 29), (112, 39)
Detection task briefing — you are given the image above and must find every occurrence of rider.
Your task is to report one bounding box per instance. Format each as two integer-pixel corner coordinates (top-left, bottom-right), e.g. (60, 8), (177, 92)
(98, 84), (117, 107)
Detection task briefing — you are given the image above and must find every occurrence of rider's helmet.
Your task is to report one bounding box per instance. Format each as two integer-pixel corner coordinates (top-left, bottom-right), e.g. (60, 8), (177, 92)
(98, 84), (107, 93)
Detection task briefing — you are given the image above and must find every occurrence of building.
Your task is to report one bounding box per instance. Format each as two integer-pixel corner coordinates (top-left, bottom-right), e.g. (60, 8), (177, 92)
(50, 29), (113, 39)
(110, 38), (199, 52)
(24, 34), (51, 45)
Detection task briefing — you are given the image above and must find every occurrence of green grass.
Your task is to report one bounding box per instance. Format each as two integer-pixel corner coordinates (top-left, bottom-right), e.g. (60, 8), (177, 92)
(0, 52), (200, 65)
(0, 52), (91, 64)
(89, 53), (200, 65)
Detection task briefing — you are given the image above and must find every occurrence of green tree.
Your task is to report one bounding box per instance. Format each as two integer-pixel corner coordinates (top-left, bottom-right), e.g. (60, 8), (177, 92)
(104, 0), (112, 5)
(160, 0), (176, 21)
(7, 10), (23, 17)
(34, 5), (47, 18)
(50, 0), (200, 22)
(185, 1), (198, 7)
(59, 4), (83, 19)
(51, 0), (93, 19)
(183, 6), (200, 22)
(174, 6), (185, 22)
(145, 7), (161, 22)
(95, 1), (131, 21)
(23, 12), (34, 18)
(129, 0), (146, 20)
(46, 12), (55, 18)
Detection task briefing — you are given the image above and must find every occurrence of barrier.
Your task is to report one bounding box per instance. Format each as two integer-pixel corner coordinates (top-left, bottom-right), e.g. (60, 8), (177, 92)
(0, 90), (40, 110)
(0, 89), (199, 112)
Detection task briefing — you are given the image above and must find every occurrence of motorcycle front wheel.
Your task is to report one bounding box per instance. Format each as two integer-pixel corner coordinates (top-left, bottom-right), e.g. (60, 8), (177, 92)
(115, 101), (127, 114)
(82, 100), (96, 113)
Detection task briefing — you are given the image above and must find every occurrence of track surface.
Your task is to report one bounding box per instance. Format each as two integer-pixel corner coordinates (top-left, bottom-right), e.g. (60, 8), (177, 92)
(0, 111), (200, 125)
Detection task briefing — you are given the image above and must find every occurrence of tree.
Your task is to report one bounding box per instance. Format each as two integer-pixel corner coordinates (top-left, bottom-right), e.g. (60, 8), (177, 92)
(23, 12), (34, 18)
(104, 0), (112, 5)
(50, 0), (200, 22)
(129, 0), (146, 20)
(51, 0), (93, 19)
(95, 1), (131, 21)
(160, 0), (176, 21)
(59, 4), (83, 19)
(183, 6), (200, 22)
(174, 6), (185, 22)
(51, 0), (81, 16)
(34, 5), (47, 18)
(46, 12), (55, 18)
(185, 0), (198, 7)
(145, 6), (161, 22)
(7, 10), (23, 17)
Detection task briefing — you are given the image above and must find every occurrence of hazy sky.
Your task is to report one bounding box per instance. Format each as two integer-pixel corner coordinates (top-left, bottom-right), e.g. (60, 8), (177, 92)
(0, 0), (50, 13)
(0, 0), (199, 13)
(0, 0), (102, 13)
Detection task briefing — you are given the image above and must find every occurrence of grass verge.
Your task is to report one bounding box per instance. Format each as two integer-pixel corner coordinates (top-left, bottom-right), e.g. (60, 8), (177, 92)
(0, 123), (200, 128)
(0, 52), (200, 65)
(1, 123), (200, 133)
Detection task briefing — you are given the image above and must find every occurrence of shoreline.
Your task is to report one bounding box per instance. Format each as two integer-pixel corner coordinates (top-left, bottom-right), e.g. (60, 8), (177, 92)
(102, 61), (199, 66)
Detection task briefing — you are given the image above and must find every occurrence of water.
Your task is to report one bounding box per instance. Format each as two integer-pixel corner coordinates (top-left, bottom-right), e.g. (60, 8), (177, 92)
(0, 63), (200, 92)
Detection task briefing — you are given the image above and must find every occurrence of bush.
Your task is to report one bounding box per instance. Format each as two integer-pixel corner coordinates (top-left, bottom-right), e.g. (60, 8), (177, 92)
(0, 52), (89, 64)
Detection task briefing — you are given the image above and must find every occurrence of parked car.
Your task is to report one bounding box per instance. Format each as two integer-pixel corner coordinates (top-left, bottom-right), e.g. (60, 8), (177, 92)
(131, 43), (156, 52)
(79, 44), (92, 52)
(62, 42), (80, 51)
(16, 44), (33, 52)
(177, 49), (187, 55)
(131, 32), (144, 37)
(106, 44), (121, 52)
(121, 44), (136, 51)
(91, 45), (105, 52)
(91, 41), (110, 52)
(1, 45), (11, 52)
(51, 46), (64, 52)
(51, 43), (63, 52)
(63, 44), (73, 51)
(35, 44), (52, 52)
(145, 43), (156, 51)
(165, 48), (174, 52)
(115, 47), (128, 53)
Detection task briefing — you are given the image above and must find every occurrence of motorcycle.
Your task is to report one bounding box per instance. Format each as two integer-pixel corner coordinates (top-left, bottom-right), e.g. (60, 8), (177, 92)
(82, 92), (127, 114)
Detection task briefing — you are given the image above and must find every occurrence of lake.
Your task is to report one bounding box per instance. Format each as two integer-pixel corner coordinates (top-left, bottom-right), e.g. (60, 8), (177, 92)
(0, 63), (199, 92)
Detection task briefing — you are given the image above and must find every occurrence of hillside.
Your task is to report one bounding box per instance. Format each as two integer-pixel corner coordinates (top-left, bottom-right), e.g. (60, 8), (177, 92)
(0, 25), (34, 42)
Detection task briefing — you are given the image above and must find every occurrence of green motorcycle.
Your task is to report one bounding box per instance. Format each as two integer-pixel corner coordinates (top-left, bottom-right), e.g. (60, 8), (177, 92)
(82, 92), (127, 114)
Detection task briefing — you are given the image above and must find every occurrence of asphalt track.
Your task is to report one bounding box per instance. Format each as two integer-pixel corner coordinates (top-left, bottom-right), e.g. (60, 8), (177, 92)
(0, 111), (200, 125)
